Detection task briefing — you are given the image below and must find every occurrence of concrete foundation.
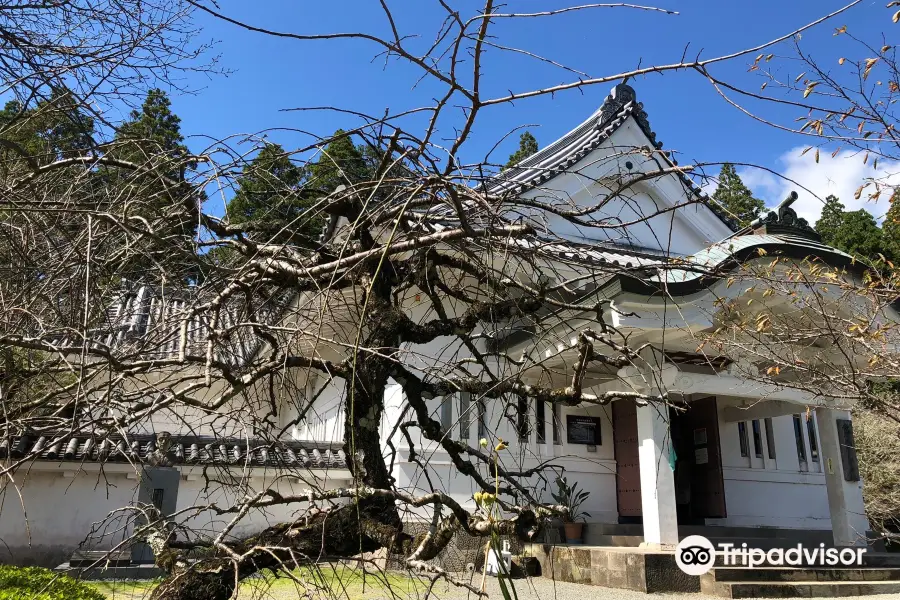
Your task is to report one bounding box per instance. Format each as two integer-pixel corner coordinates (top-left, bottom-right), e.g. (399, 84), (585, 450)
(526, 544), (698, 593)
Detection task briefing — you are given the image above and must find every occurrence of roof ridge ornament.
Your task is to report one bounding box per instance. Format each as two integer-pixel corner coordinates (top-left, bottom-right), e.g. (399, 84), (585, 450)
(598, 83), (661, 149)
(750, 191), (821, 241)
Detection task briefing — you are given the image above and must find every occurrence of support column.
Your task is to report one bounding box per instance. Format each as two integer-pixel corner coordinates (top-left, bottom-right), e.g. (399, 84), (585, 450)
(816, 408), (869, 547)
(636, 403), (679, 547)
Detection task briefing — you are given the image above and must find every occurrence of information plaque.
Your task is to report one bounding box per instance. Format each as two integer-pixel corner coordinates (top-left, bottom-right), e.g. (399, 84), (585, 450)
(566, 415), (602, 445)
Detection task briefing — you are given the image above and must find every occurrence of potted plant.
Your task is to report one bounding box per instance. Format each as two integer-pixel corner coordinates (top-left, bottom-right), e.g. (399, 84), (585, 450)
(552, 476), (590, 544)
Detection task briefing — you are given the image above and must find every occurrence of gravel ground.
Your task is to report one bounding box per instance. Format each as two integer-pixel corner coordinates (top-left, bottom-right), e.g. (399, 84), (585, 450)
(459, 577), (900, 600)
(93, 573), (900, 600)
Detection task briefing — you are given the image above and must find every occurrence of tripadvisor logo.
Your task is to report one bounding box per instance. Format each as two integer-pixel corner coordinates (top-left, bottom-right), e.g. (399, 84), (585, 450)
(675, 536), (867, 576)
(676, 536), (716, 576)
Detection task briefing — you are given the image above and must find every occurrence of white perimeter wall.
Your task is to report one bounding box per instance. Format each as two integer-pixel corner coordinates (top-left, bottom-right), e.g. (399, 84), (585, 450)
(0, 465), (351, 567)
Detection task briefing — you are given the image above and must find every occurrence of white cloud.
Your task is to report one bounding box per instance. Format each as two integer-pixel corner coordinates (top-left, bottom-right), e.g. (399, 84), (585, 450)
(736, 147), (900, 226)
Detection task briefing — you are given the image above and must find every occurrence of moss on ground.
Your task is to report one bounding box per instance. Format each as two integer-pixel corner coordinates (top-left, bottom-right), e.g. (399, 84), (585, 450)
(90, 566), (425, 600)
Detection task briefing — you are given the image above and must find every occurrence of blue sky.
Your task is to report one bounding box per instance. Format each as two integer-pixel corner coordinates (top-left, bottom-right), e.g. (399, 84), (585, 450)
(162, 1), (896, 222)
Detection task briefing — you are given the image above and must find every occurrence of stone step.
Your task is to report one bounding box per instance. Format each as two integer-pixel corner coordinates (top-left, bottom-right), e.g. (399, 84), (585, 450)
(701, 580), (900, 598)
(707, 567), (900, 583)
(581, 534), (643, 547)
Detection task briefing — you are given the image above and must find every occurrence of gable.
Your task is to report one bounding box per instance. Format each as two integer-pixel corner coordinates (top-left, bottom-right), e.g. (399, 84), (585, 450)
(490, 84), (734, 256)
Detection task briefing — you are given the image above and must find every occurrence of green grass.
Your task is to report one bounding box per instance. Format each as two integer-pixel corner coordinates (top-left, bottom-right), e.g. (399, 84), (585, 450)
(90, 566), (427, 600)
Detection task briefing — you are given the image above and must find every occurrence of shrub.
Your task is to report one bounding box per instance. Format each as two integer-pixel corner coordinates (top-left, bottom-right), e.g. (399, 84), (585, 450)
(0, 565), (105, 600)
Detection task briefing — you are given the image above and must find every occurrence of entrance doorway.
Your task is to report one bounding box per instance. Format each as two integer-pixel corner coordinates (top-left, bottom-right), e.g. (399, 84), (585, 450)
(613, 397), (726, 523)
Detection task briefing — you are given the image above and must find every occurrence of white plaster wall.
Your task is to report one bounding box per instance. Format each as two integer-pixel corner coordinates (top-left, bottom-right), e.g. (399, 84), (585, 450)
(0, 465), (352, 567)
(0, 468), (142, 566)
(175, 469), (352, 541)
(385, 384), (619, 525)
(521, 120), (733, 255)
(289, 376), (346, 443)
(713, 401), (831, 529)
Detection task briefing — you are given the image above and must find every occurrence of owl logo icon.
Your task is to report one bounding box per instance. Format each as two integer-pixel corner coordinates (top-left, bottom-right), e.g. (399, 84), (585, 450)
(676, 535), (716, 575)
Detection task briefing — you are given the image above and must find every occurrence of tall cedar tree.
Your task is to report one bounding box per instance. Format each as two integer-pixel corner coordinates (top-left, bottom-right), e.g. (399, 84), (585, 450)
(505, 131), (539, 168)
(219, 131), (375, 257)
(0, 91), (95, 179)
(103, 89), (199, 280)
(814, 194), (888, 263)
(712, 163), (766, 227)
(882, 191), (900, 264)
(306, 129), (377, 194)
(815, 195), (845, 244)
(227, 143), (321, 246)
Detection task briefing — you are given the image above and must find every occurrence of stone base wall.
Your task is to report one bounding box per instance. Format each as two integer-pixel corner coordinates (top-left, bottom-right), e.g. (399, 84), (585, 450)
(390, 522), (528, 573)
(527, 544), (699, 593)
(0, 544), (71, 568)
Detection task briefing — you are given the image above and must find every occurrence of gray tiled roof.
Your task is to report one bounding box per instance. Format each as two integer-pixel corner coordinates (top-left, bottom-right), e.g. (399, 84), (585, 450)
(651, 233), (857, 284)
(52, 284), (294, 368)
(0, 432), (347, 469)
(483, 83), (738, 231)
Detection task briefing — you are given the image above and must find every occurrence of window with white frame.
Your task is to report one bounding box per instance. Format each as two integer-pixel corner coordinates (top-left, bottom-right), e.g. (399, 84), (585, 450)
(793, 414), (808, 471)
(517, 397), (529, 442)
(458, 392), (471, 441)
(764, 417), (777, 460)
(806, 412), (820, 463)
(751, 419), (764, 458)
(738, 421), (750, 458)
(477, 398), (488, 440)
(440, 395), (453, 433)
(536, 401), (546, 444)
(552, 403), (561, 445)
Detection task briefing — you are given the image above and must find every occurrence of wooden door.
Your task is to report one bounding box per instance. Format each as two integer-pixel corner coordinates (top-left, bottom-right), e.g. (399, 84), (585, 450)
(612, 401), (642, 517)
(687, 396), (727, 518)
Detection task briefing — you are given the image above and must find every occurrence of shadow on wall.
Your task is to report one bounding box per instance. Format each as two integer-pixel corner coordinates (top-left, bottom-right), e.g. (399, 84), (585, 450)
(0, 545), (71, 568)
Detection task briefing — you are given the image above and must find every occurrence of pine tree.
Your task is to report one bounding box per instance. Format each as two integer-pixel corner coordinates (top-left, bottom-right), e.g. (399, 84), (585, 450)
(505, 131), (539, 169)
(712, 164), (766, 227)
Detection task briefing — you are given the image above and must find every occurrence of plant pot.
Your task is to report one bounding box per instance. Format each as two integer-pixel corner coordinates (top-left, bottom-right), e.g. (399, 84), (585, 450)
(563, 522), (584, 544)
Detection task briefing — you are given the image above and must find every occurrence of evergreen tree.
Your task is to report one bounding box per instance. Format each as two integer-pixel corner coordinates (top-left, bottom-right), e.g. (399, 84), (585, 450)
(881, 191), (900, 263)
(113, 89), (193, 179)
(100, 89), (199, 280)
(227, 143), (321, 245)
(0, 90), (95, 178)
(830, 209), (885, 260)
(814, 194), (888, 263)
(815, 195), (845, 246)
(305, 129), (376, 194)
(505, 131), (539, 169)
(712, 164), (766, 227)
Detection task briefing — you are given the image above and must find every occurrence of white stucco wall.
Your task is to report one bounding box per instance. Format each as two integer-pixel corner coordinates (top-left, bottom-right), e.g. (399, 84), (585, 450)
(712, 401), (835, 529)
(521, 119), (733, 256)
(384, 383), (618, 524)
(0, 464), (351, 567)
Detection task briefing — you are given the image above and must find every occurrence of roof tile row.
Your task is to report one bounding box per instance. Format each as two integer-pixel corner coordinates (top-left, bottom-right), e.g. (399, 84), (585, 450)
(0, 433), (346, 469)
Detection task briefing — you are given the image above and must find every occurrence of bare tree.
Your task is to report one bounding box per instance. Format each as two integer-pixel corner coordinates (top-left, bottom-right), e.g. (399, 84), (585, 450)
(0, 2), (882, 600)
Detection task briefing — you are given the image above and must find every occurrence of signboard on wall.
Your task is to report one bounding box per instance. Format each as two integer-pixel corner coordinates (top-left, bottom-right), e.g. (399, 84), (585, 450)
(566, 415), (602, 445)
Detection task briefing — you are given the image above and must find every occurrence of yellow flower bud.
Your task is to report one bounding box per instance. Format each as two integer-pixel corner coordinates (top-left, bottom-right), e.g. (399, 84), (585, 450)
(473, 491), (484, 505)
(495, 439), (508, 452)
(479, 438), (489, 448)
